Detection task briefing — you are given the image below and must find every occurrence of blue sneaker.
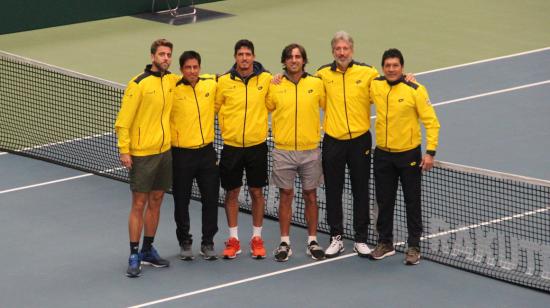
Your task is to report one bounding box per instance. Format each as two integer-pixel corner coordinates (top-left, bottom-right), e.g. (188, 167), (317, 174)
(141, 246), (170, 267)
(126, 253), (141, 278)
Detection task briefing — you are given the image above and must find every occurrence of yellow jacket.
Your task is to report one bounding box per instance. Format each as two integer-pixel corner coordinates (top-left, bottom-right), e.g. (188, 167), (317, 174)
(171, 76), (216, 148)
(115, 65), (175, 156)
(215, 62), (271, 147)
(316, 61), (379, 140)
(370, 76), (440, 153)
(266, 73), (325, 150)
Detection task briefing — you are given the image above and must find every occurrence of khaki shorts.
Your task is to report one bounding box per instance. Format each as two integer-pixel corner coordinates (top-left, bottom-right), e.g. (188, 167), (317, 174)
(271, 148), (323, 190)
(129, 150), (172, 192)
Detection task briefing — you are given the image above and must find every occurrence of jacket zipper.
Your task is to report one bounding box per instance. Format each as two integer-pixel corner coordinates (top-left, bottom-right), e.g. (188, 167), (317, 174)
(295, 82), (298, 150)
(159, 75), (166, 153)
(342, 73), (352, 139)
(242, 79), (248, 147)
(385, 85), (393, 150)
(192, 86), (205, 145)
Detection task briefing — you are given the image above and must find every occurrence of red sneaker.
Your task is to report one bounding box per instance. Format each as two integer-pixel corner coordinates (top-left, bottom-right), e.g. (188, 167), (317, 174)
(250, 236), (267, 259)
(223, 237), (241, 259)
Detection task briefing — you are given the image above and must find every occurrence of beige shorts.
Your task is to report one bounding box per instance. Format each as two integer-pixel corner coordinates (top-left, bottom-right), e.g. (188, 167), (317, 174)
(129, 150), (172, 192)
(271, 148), (323, 190)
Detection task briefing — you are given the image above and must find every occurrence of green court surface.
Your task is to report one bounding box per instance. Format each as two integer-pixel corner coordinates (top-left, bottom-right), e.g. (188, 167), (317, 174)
(0, 0), (548, 84)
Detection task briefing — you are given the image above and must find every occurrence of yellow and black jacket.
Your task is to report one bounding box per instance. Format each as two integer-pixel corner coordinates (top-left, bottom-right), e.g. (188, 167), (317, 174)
(370, 76), (440, 153)
(115, 65), (174, 156)
(215, 62), (272, 147)
(266, 72), (325, 150)
(171, 76), (216, 149)
(316, 61), (379, 140)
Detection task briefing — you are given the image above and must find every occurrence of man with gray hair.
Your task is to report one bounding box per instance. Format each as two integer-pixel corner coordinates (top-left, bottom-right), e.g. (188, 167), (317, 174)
(316, 31), (378, 258)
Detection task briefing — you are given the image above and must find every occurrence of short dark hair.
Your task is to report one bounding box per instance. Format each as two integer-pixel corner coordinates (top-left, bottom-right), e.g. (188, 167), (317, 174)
(281, 43), (308, 70)
(179, 50), (201, 68)
(150, 39), (173, 54)
(234, 39), (255, 56)
(381, 48), (404, 66)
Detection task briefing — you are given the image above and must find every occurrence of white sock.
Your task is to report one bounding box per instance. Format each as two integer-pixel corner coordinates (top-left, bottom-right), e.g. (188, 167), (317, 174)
(308, 236), (317, 244)
(280, 236), (290, 245)
(229, 226), (239, 240)
(252, 226), (262, 238)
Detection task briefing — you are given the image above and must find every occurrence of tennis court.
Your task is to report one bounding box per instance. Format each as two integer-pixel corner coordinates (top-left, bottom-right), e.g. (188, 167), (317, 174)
(1, 0), (549, 307)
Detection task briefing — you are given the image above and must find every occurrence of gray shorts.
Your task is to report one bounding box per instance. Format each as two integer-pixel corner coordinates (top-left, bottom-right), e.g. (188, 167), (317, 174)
(271, 148), (323, 190)
(129, 150), (172, 192)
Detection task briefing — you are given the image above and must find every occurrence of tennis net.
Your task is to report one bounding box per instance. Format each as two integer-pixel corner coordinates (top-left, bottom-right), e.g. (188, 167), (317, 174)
(1, 51), (549, 292)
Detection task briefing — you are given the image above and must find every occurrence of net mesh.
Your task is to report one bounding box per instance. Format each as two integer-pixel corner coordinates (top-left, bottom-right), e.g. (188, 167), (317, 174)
(1, 51), (549, 292)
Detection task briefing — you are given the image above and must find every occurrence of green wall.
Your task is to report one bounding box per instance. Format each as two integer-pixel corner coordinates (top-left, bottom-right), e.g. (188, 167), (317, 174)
(0, 0), (220, 34)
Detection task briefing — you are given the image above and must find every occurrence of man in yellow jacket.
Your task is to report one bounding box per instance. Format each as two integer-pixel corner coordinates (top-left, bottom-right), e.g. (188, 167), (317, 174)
(215, 39), (272, 259)
(266, 43), (326, 262)
(171, 51), (219, 261)
(369, 48), (440, 265)
(316, 31), (378, 258)
(115, 39), (175, 277)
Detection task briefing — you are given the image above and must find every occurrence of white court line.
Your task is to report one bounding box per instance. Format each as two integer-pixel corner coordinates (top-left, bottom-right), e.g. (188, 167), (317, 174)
(127, 252), (358, 308)
(128, 205), (550, 307)
(416, 46), (550, 76)
(370, 79), (550, 119)
(0, 174), (93, 194)
(419, 206), (550, 241)
(0, 152), (7, 156)
(0, 166), (124, 195)
(431, 80), (550, 107)
(15, 132), (113, 152)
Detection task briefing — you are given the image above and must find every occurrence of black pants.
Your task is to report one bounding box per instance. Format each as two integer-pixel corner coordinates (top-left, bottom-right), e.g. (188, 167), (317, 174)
(322, 132), (371, 243)
(172, 144), (219, 246)
(374, 146), (422, 247)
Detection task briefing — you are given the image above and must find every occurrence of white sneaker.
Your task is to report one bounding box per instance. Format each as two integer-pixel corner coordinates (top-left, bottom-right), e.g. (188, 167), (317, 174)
(353, 242), (372, 257)
(325, 235), (344, 258)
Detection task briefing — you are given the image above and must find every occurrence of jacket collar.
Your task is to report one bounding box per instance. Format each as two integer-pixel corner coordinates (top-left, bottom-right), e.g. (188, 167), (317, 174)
(229, 61), (267, 82)
(386, 75), (405, 86)
(330, 60), (356, 72)
(176, 77), (196, 86)
(145, 64), (170, 77)
(283, 71), (308, 84)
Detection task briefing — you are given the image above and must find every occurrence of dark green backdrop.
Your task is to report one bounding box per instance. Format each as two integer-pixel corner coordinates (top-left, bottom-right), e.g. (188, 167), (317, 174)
(0, 0), (220, 34)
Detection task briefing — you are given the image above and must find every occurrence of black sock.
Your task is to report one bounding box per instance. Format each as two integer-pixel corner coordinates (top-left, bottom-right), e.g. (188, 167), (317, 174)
(130, 242), (139, 255)
(142, 236), (154, 252)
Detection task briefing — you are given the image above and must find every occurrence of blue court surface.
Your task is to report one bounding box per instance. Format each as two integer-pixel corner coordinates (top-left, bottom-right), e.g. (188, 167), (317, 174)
(1, 46), (549, 307)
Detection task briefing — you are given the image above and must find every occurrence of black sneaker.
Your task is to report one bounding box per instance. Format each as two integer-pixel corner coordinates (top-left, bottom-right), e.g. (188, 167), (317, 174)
(141, 246), (170, 267)
(306, 241), (325, 260)
(200, 243), (218, 260)
(126, 253), (141, 278)
(273, 242), (292, 262)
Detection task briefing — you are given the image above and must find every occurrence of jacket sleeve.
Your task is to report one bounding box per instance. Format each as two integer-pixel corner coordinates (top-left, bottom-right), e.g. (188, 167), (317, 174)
(214, 80), (225, 114)
(319, 82), (326, 110)
(114, 81), (141, 154)
(265, 83), (276, 112)
(415, 85), (440, 151)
